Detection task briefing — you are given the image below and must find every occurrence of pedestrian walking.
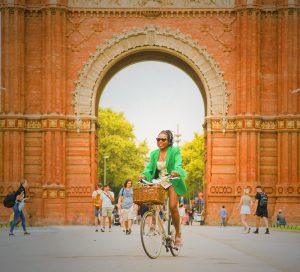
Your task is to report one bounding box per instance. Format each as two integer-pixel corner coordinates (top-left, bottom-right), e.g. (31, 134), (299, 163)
(219, 205), (227, 227)
(92, 183), (103, 232)
(9, 179), (30, 236)
(179, 204), (185, 225)
(188, 207), (194, 226)
(138, 130), (187, 247)
(118, 179), (134, 235)
(239, 187), (253, 233)
(253, 185), (270, 234)
(100, 184), (115, 232)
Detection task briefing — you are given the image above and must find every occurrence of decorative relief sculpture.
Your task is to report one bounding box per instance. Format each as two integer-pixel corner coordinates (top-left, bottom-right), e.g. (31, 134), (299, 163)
(67, 17), (103, 52)
(26, 120), (42, 129)
(200, 16), (236, 53)
(210, 185), (233, 194)
(7, 120), (16, 128)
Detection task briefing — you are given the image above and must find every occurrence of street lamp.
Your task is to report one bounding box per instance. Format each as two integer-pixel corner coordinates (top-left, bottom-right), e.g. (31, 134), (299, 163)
(103, 155), (109, 185)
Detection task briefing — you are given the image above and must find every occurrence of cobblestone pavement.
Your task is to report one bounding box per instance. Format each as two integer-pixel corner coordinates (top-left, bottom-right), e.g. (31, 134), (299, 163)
(0, 224), (299, 272)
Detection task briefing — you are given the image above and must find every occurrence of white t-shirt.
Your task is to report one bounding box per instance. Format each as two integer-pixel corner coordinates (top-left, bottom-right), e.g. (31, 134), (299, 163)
(179, 207), (185, 217)
(101, 191), (114, 208)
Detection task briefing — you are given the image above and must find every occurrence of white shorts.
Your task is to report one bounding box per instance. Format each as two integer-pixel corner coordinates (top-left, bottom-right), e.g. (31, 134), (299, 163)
(240, 205), (250, 215)
(120, 206), (134, 221)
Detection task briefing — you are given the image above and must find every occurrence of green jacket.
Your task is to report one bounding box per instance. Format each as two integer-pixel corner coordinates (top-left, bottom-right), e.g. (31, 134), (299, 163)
(142, 146), (187, 196)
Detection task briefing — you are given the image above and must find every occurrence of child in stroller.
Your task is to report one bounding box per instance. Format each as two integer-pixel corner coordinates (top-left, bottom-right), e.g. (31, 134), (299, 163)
(112, 205), (120, 226)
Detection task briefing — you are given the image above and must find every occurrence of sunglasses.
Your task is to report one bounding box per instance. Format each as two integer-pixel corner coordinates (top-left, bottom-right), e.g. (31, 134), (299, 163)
(156, 138), (168, 142)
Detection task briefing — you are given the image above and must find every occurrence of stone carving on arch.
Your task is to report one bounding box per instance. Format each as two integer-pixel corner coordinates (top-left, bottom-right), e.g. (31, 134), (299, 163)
(73, 25), (230, 118)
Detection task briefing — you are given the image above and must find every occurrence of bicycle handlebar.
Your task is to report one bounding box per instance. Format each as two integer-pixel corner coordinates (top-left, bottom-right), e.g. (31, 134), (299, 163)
(138, 175), (179, 186)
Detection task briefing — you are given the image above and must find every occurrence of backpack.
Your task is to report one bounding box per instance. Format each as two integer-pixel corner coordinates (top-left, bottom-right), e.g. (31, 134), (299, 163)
(94, 191), (101, 207)
(3, 191), (17, 208)
(259, 192), (268, 207)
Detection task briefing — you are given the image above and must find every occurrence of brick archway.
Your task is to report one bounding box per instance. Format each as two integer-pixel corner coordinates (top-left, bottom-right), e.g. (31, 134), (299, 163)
(73, 25), (229, 119)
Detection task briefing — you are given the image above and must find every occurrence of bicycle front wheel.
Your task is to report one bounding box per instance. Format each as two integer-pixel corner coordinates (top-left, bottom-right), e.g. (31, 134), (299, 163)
(140, 210), (163, 259)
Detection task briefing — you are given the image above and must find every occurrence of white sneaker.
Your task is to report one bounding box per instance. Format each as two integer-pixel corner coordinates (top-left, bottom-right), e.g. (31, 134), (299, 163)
(109, 228), (112, 232)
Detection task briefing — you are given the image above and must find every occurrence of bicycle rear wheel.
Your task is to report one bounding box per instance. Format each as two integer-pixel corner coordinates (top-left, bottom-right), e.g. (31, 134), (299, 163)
(168, 217), (181, 256)
(140, 210), (163, 259)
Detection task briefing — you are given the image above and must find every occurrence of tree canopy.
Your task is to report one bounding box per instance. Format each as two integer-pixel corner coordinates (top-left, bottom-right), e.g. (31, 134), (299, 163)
(98, 108), (149, 193)
(181, 133), (205, 199)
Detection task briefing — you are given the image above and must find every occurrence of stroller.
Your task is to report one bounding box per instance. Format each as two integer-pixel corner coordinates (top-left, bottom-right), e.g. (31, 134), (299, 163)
(113, 212), (120, 226)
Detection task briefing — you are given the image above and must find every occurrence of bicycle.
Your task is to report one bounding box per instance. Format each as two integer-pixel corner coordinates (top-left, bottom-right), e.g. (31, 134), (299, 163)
(138, 176), (181, 259)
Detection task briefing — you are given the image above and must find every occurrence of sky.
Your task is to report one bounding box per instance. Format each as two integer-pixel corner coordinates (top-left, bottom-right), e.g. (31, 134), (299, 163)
(99, 61), (205, 151)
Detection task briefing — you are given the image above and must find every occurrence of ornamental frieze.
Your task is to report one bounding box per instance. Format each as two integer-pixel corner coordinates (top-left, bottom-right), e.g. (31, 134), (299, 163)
(209, 185), (233, 195)
(0, 117), (93, 131)
(0, 117), (299, 132)
(37, 186), (93, 198)
(207, 118), (300, 132)
(276, 186), (300, 197)
(68, 0), (235, 9)
(208, 185), (300, 197)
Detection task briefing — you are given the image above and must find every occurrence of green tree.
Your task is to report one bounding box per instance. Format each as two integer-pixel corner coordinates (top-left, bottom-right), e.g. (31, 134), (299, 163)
(98, 108), (149, 193)
(181, 133), (205, 200)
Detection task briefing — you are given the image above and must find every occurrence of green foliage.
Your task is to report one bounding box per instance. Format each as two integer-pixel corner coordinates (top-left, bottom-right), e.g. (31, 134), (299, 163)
(181, 133), (205, 199)
(98, 108), (149, 193)
(270, 225), (300, 233)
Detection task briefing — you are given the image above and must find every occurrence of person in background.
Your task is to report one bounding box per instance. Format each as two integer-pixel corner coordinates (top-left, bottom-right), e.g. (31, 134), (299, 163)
(219, 205), (227, 227)
(253, 185), (270, 234)
(188, 207), (194, 226)
(276, 209), (286, 227)
(92, 183), (103, 232)
(100, 184), (115, 232)
(239, 187), (253, 233)
(9, 179), (30, 236)
(179, 204), (185, 225)
(119, 179), (134, 235)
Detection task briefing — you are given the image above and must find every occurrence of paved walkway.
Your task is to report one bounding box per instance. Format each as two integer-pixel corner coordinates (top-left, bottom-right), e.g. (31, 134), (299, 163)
(0, 224), (299, 272)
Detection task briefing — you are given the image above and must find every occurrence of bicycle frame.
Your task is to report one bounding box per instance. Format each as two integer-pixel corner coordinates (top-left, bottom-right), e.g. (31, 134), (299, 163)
(146, 200), (174, 251)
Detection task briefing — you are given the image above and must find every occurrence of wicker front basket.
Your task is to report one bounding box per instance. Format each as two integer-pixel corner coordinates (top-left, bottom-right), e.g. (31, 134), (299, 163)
(133, 185), (165, 205)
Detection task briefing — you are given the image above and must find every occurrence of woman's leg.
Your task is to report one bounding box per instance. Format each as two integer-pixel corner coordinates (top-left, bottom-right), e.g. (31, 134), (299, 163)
(241, 214), (246, 228)
(245, 214), (249, 228)
(19, 210), (27, 232)
(168, 186), (180, 241)
(10, 204), (20, 233)
(102, 216), (107, 228)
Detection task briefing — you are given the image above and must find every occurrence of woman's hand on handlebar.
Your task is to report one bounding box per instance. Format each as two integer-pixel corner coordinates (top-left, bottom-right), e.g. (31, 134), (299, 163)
(138, 175), (145, 181)
(171, 171), (179, 177)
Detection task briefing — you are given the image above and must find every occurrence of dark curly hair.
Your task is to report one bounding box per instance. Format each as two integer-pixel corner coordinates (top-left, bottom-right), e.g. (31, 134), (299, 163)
(158, 130), (174, 147)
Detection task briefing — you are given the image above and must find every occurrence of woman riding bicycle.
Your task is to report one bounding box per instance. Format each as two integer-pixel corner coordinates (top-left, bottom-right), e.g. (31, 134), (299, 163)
(139, 130), (187, 247)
